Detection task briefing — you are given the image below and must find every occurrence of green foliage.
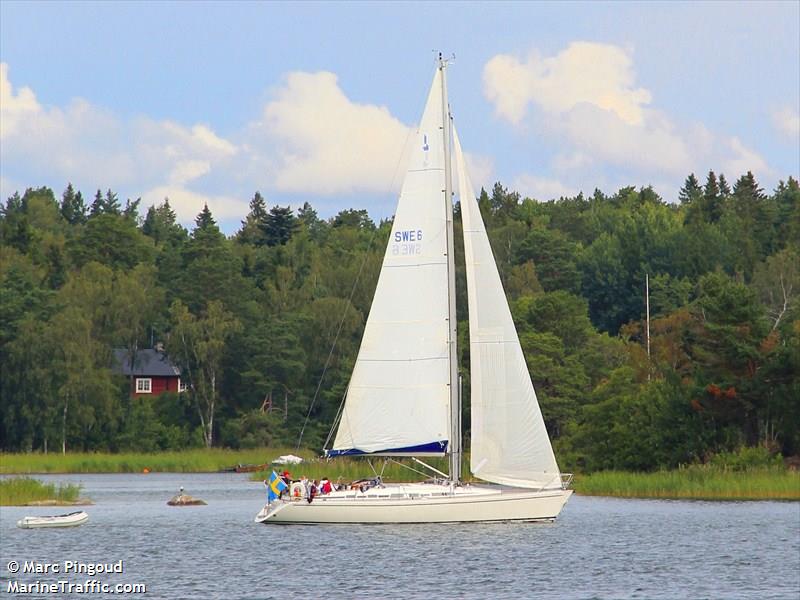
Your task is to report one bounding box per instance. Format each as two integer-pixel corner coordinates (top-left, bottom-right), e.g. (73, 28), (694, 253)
(0, 477), (83, 505)
(261, 205), (298, 246)
(220, 410), (295, 448)
(514, 227), (581, 293)
(708, 446), (784, 471)
(117, 396), (196, 452)
(0, 448), (302, 474)
(167, 299), (242, 447)
(1, 175), (796, 477)
(70, 213), (155, 270)
(575, 467), (799, 500)
(679, 173), (702, 205)
(142, 199), (186, 246)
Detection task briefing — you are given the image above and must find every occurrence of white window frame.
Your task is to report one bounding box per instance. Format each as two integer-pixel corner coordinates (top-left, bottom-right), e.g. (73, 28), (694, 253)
(178, 378), (187, 393)
(135, 378), (152, 394)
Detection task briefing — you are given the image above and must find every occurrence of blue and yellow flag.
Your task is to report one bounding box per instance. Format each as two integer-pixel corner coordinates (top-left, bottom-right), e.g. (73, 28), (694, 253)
(266, 471), (288, 502)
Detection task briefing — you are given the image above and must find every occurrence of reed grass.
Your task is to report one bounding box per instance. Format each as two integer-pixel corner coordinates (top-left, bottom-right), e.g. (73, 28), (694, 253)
(0, 477), (83, 506)
(248, 455), (469, 484)
(0, 447), (314, 474)
(574, 467), (800, 500)
(3, 449), (797, 501)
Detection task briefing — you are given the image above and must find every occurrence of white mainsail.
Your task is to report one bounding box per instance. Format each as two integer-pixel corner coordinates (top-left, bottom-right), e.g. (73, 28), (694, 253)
(455, 129), (563, 489)
(329, 68), (452, 456)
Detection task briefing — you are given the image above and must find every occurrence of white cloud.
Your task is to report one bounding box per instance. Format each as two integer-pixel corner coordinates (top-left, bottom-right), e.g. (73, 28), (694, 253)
(484, 42), (652, 126)
(462, 151), (494, 191)
(724, 137), (771, 179)
(0, 62), (243, 223)
(552, 152), (594, 172)
(0, 63), (41, 139)
(771, 106), (800, 138)
(3, 62), (445, 225)
(512, 174), (578, 201)
(2, 63), (427, 225)
(141, 185), (247, 221)
(250, 71), (412, 195)
(484, 44), (774, 199)
(563, 103), (693, 175)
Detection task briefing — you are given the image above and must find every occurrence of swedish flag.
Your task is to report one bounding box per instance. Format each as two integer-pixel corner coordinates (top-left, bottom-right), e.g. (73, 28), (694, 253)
(266, 471), (288, 503)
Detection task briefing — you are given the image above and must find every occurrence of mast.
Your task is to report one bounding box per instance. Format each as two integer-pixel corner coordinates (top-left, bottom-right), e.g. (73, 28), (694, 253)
(440, 54), (460, 483)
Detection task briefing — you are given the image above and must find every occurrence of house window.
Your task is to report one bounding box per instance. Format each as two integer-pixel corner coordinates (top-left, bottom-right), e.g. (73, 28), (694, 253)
(136, 378), (152, 394)
(178, 379), (187, 393)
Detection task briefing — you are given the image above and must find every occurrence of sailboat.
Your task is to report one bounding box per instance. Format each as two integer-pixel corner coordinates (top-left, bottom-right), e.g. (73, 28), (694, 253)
(255, 56), (572, 524)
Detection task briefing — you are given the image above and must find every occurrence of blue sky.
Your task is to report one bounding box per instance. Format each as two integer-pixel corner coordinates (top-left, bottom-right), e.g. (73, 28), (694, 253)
(1, 1), (798, 233)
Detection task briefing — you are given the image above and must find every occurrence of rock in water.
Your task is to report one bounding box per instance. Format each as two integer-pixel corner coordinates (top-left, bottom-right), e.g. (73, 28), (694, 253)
(167, 493), (207, 506)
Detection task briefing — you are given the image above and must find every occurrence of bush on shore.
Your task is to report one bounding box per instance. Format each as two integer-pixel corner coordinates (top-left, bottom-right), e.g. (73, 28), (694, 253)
(0, 477), (83, 505)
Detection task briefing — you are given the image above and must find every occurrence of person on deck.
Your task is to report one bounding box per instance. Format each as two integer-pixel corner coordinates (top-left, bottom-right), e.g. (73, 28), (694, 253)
(320, 477), (333, 495)
(278, 470), (292, 499)
(307, 480), (318, 503)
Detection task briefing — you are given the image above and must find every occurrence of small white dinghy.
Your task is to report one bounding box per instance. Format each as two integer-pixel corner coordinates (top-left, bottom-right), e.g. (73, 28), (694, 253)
(17, 510), (89, 529)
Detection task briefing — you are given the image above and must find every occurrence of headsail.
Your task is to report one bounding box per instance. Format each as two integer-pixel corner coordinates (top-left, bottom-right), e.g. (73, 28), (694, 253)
(455, 128), (562, 489)
(328, 67), (452, 457)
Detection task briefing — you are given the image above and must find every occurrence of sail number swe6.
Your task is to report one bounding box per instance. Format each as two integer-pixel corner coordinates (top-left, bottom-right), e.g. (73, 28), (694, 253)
(392, 229), (423, 256)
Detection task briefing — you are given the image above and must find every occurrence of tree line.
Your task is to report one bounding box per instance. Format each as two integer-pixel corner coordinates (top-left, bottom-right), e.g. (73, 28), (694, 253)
(1, 172), (797, 471)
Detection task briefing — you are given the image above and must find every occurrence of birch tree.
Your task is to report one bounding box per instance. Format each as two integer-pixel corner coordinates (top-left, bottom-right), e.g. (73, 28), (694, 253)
(168, 300), (240, 447)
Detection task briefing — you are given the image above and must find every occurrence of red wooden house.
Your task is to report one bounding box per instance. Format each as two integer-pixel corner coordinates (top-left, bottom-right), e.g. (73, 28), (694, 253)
(113, 348), (186, 397)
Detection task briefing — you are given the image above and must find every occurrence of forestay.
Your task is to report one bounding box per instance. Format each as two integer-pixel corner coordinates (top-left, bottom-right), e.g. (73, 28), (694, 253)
(455, 128), (563, 489)
(328, 68), (451, 457)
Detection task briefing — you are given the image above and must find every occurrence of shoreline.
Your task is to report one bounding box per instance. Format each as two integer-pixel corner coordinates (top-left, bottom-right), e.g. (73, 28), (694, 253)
(2, 451), (798, 502)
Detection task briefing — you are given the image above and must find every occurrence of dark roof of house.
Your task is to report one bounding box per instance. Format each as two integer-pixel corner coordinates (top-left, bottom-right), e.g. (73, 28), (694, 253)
(112, 349), (181, 377)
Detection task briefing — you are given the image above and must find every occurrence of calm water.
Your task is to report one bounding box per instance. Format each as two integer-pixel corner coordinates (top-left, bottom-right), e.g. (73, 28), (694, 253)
(1, 473), (798, 599)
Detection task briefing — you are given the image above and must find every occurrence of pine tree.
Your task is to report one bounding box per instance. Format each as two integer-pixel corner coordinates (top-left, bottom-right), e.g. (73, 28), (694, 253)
(703, 170), (723, 223)
(491, 181), (520, 217)
(0, 191), (31, 252)
(89, 190), (104, 217)
(142, 206), (158, 238)
(249, 192), (267, 222)
(74, 191), (86, 223)
(332, 208), (373, 229)
(477, 187), (492, 223)
(123, 198), (141, 223)
(732, 171), (764, 220)
(703, 171), (719, 204)
(148, 199), (186, 246)
(104, 189), (120, 215)
(718, 173), (731, 197)
(60, 183), (87, 225)
(182, 203), (224, 265)
(158, 199), (179, 228)
(678, 173), (702, 205)
(297, 201), (319, 228)
(261, 205), (297, 246)
(237, 192), (268, 245)
(195, 203), (217, 231)
(297, 201), (326, 240)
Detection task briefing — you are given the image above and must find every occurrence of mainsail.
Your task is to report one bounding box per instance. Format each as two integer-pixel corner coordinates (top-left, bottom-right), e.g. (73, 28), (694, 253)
(328, 68), (452, 456)
(455, 129), (563, 489)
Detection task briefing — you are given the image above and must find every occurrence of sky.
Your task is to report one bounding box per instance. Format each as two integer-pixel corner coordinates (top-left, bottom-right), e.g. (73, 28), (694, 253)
(1, 1), (798, 233)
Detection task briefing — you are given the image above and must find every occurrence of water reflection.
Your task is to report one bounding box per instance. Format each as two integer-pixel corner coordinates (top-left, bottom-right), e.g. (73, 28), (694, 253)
(1, 474), (798, 599)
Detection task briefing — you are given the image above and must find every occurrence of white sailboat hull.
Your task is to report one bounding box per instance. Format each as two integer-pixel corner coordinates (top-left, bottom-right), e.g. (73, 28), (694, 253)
(255, 484), (572, 524)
